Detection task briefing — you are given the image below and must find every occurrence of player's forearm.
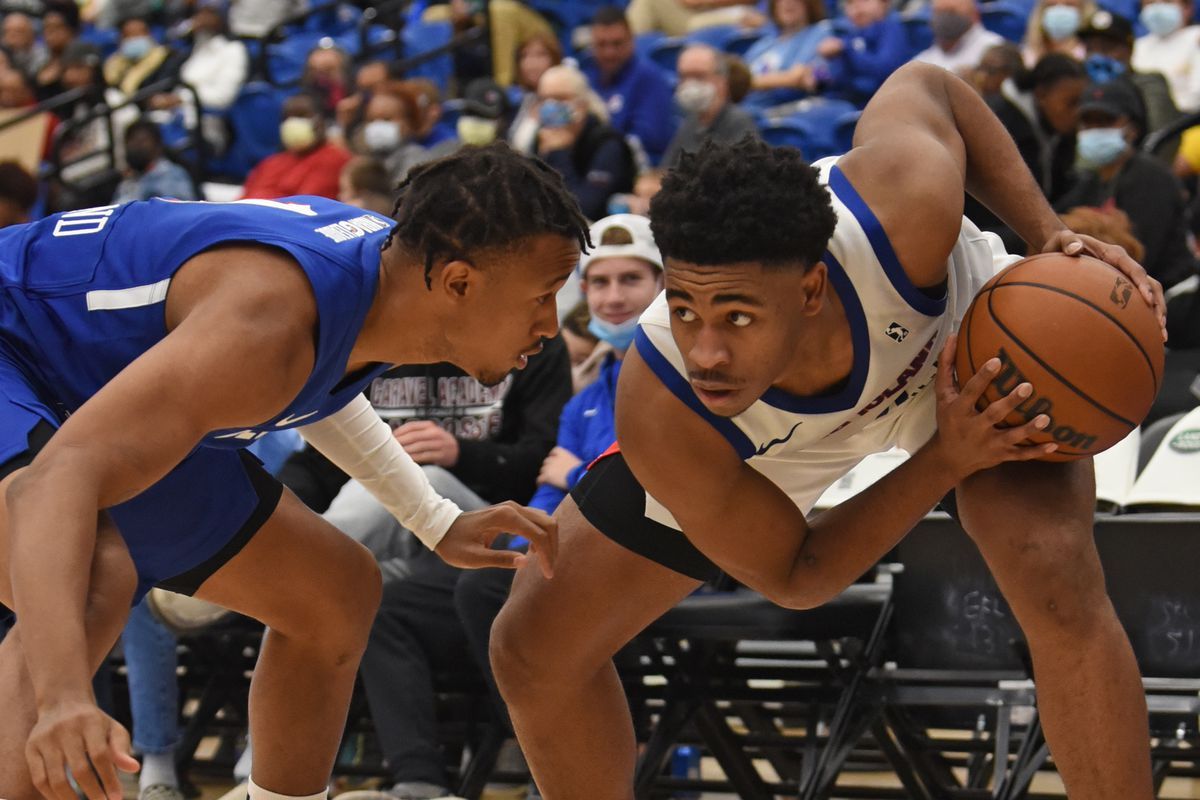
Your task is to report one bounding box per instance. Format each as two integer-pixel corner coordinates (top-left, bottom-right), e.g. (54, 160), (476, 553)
(936, 65), (1065, 250)
(782, 441), (959, 608)
(6, 465), (102, 706)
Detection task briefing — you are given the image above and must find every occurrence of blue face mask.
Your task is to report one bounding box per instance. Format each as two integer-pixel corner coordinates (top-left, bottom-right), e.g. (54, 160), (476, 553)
(1041, 5), (1081, 41)
(588, 315), (639, 351)
(538, 100), (575, 129)
(1077, 126), (1128, 166)
(1140, 2), (1184, 36)
(120, 35), (154, 61)
(1085, 53), (1126, 84)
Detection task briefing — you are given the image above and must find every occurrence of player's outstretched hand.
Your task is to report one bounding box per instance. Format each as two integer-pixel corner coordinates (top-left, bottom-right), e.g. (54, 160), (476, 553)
(435, 501), (558, 579)
(931, 334), (1057, 479)
(1042, 230), (1166, 340)
(27, 699), (138, 800)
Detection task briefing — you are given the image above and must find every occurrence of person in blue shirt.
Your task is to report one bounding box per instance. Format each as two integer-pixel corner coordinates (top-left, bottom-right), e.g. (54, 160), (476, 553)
(584, 5), (678, 165)
(112, 119), (197, 205)
(529, 213), (664, 516)
(808, 0), (911, 106)
(0, 143), (581, 800)
(744, 0), (835, 110)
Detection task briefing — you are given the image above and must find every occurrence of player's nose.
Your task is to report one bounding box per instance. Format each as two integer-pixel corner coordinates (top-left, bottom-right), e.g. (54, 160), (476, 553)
(688, 326), (730, 369)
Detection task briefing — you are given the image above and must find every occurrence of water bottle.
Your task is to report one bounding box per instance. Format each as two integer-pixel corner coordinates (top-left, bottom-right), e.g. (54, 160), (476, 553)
(670, 744), (701, 799)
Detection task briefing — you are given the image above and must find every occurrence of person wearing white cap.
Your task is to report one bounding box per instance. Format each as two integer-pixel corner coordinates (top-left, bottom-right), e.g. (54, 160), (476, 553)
(530, 214), (664, 515)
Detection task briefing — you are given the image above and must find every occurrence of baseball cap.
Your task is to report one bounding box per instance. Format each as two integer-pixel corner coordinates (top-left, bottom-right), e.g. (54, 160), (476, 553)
(1078, 10), (1134, 45)
(578, 214), (663, 277)
(462, 78), (507, 120)
(1079, 80), (1142, 121)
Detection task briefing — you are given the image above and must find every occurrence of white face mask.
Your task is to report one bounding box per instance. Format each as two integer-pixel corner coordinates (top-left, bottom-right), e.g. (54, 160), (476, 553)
(675, 79), (717, 114)
(1140, 1), (1184, 36)
(363, 119), (402, 154)
(457, 115), (498, 146)
(279, 116), (317, 151)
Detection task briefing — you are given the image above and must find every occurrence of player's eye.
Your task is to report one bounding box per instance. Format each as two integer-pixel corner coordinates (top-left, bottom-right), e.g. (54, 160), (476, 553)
(729, 312), (753, 327)
(673, 307), (697, 323)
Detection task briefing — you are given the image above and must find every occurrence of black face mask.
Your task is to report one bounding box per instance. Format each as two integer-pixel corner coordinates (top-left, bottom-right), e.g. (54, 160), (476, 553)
(126, 146), (156, 173)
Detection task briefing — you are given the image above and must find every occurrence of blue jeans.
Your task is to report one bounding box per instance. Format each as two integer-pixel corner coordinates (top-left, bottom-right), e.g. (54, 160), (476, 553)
(122, 599), (180, 754)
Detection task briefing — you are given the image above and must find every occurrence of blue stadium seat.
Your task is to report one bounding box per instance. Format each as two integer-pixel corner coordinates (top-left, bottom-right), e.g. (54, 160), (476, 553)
(206, 82), (289, 181)
(77, 24), (119, 59)
(648, 37), (687, 74)
(759, 118), (821, 155)
(1096, 0), (1140, 22)
(981, 0), (1031, 42)
(833, 108), (861, 154)
(266, 32), (327, 86)
(401, 20), (454, 95)
(759, 98), (859, 160)
(635, 30), (669, 59)
(900, 11), (934, 57)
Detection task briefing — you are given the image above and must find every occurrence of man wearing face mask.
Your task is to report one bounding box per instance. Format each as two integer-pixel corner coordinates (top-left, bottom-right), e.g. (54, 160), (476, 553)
(242, 93), (351, 200)
(661, 44), (759, 170)
(1078, 11), (1178, 150)
(1132, 0), (1200, 112)
(535, 63), (635, 221)
(458, 77), (509, 147)
(913, 0), (1004, 75)
(102, 16), (182, 101)
(1056, 81), (1197, 290)
(113, 118), (196, 204)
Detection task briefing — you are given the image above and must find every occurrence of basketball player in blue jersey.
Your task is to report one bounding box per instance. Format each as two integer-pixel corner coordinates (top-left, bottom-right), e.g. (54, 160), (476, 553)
(492, 63), (1167, 799)
(0, 144), (589, 800)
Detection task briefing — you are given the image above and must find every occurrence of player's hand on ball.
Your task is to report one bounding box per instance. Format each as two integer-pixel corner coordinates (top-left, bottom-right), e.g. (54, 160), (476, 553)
(931, 334), (1057, 478)
(435, 501), (558, 578)
(26, 700), (138, 800)
(1042, 230), (1166, 340)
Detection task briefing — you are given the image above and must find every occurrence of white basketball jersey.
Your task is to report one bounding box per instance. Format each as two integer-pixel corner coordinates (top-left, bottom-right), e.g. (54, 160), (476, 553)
(635, 156), (1020, 525)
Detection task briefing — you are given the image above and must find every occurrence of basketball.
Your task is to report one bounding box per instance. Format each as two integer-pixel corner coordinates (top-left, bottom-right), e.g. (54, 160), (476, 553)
(955, 253), (1164, 462)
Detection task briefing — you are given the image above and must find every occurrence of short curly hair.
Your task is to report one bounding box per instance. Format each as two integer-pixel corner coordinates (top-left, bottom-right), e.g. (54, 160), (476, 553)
(650, 137), (837, 271)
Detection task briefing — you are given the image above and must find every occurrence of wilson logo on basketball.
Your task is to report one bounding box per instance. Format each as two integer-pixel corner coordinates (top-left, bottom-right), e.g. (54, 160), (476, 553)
(992, 348), (1100, 452)
(1110, 277), (1133, 309)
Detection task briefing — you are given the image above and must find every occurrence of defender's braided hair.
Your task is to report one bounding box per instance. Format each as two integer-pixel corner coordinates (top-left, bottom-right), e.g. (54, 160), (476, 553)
(384, 142), (591, 288)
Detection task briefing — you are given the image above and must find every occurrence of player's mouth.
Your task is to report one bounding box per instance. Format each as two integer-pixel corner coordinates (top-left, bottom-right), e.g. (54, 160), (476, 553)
(690, 381), (739, 405)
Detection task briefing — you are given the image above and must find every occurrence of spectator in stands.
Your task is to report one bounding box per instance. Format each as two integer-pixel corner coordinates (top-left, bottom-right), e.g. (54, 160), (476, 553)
(0, 66), (59, 161)
(112, 117), (195, 203)
(529, 214), (663, 517)
(626, 0), (765, 36)
(0, 160), (37, 226)
(1078, 11), (1179, 145)
(1055, 80), (1197, 290)
(402, 78), (457, 149)
(743, 0), (833, 110)
(282, 343), (572, 800)
(914, 0), (1005, 75)
(339, 155), (395, 216)
(335, 60), (391, 140)
(103, 15), (183, 100)
(455, 76), (509, 146)
(661, 45), (759, 169)
(560, 299), (600, 388)
(147, 0), (247, 155)
(583, 6), (677, 165)
(2, 11), (45, 77)
(242, 91), (350, 199)
(507, 32), (562, 154)
(968, 53), (1084, 250)
(1132, 0), (1200, 112)
(535, 63), (636, 220)
(1022, 0), (1096, 65)
(300, 41), (352, 121)
(227, 0), (305, 37)
(805, 0), (907, 107)
(82, 0), (185, 29)
(422, 0), (556, 88)
(33, 1), (80, 100)
(969, 41), (1024, 99)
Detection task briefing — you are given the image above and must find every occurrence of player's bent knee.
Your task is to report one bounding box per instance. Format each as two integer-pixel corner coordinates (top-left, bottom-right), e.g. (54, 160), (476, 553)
(489, 604), (551, 700)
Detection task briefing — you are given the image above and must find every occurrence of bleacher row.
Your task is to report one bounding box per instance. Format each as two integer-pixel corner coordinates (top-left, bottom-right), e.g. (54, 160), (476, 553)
(20, 0), (1200, 200)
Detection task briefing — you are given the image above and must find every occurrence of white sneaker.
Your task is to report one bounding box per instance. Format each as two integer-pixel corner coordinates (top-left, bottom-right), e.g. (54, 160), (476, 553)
(139, 786), (186, 800)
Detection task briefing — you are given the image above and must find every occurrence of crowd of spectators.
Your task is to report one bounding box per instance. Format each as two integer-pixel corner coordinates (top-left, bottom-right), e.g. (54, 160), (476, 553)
(0, 0), (1198, 798)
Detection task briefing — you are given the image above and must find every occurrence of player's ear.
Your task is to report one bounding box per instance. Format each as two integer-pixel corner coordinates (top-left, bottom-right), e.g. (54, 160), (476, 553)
(438, 258), (477, 299)
(799, 261), (827, 315)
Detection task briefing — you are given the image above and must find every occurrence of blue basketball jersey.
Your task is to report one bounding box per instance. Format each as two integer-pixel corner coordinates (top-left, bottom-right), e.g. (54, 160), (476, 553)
(0, 196), (395, 448)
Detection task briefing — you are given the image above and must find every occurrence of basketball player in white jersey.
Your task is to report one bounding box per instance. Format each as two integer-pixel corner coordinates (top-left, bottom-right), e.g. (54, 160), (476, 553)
(491, 62), (1166, 799)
